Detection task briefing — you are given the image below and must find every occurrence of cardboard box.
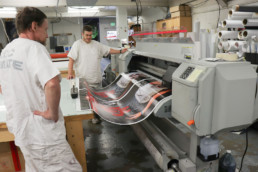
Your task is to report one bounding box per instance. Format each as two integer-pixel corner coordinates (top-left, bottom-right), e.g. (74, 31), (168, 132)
(156, 17), (192, 37)
(171, 11), (191, 18)
(156, 17), (192, 31)
(169, 5), (191, 13)
(184, 5), (191, 11)
(156, 19), (174, 31)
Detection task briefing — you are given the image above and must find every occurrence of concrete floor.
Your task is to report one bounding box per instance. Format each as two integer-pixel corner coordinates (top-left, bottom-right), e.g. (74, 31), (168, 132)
(83, 120), (162, 172)
(217, 123), (258, 172)
(83, 119), (258, 172)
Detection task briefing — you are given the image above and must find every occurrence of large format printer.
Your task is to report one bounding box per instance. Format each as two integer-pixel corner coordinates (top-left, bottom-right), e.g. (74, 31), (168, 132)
(109, 37), (258, 171)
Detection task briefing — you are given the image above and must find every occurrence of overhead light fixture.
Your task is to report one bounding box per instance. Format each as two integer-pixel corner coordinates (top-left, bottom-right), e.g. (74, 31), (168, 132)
(0, 105), (6, 112)
(68, 6), (104, 13)
(0, 7), (17, 14)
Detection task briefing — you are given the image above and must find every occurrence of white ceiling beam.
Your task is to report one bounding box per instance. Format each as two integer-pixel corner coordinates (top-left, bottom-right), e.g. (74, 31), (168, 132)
(49, 11), (116, 17)
(95, 0), (168, 7)
(0, 0), (66, 7)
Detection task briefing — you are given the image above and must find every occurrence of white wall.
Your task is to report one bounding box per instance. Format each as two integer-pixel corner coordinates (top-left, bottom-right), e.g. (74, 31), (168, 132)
(132, 7), (167, 33)
(46, 17), (83, 53)
(99, 17), (116, 46)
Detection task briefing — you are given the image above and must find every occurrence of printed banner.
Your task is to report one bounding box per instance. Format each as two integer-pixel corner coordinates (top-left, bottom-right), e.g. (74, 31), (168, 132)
(83, 72), (171, 125)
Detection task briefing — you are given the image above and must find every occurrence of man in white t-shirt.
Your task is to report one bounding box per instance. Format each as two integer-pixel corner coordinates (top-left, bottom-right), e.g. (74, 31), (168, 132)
(0, 7), (82, 172)
(67, 25), (127, 123)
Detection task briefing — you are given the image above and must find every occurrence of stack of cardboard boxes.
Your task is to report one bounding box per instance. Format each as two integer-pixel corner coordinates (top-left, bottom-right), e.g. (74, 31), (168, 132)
(170, 5), (191, 18)
(156, 5), (192, 37)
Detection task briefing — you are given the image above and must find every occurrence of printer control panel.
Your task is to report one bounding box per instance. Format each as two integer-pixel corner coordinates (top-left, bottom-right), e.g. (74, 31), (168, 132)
(180, 66), (195, 79)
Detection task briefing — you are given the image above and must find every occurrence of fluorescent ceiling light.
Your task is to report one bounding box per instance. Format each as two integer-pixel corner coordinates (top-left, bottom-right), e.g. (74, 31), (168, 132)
(0, 7), (17, 14)
(0, 105), (6, 112)
(68, 6), (104, 13)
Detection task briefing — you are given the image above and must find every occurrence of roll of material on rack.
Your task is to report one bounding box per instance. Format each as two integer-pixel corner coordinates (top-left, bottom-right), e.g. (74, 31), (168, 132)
(228, 10), (253, 20)
(218, 41), (229, 51)
(222, 20), (244, 28)
(234, 5), (258, 13)
(242, 41), (250, 53)
(243, 19), (258, 27)
(218, 31), (238, 39)
(227, 41), (245, 51)
(200, 31), (208, 59)
(251, 40), (257, 53)
(238, 31), (243, 39)
(194, 21), (200, 41)
(242, 30), (258, 40)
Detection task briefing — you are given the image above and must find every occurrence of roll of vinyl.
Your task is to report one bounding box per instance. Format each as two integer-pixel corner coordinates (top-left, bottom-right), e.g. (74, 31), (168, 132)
(222, 20), (244, 28)
(228, 10), (253, 20)
(243, 19), (258, 26)
(200, 31), (208, 58)
(242, 30), (258, 40)
(242, 41), (250, 53)
(218, 31), (238, 39)
(193, 41), (201, 60)
(210, 30), (217, 58)
(238, 31), (243, 39)
(234, 5), (258, 13)
(235, 41), (245, 48)
(193, 21), (200, 41)
(227, 41), (244, 51)
(251, 41), (256, 53)
(218, 41), (229, 51)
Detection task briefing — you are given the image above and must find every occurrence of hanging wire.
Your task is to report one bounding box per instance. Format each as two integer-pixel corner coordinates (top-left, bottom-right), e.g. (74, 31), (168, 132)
(216, 0), (221, 28)
(0, 18), (10, 43)
(239, 129), (249, 172)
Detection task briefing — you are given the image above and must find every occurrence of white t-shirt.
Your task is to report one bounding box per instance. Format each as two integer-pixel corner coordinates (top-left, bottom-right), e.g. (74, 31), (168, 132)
(0, 38), (66, 147)
(68, 39), (110, 84)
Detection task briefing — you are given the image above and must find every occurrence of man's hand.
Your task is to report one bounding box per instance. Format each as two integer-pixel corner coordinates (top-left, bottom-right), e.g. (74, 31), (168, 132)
(121, 48), (128, 53)
(67, 57), (75, 80)
(34, 109), (58, 122)
(67, 73), (74, 80)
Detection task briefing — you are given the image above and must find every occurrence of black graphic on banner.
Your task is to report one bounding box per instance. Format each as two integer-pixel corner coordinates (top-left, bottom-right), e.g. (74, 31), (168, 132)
(85, 73), (171, 125)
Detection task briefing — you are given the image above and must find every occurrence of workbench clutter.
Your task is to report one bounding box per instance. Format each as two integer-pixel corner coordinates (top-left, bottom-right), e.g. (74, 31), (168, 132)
(156, 5), (192, 37)
(218, 5), (258, 63)
(83, 72), (171, 125)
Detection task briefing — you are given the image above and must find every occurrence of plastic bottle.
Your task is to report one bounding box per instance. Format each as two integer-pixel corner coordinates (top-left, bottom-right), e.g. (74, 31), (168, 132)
(200, 136), (219, 160)
(218, 150), (236, 172)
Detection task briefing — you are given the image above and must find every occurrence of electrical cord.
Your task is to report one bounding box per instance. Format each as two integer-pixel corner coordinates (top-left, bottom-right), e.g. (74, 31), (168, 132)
(135, 0), (139, 25)
(182, 0), (198, 5)
(191, 0), (209, 8)
(239, 128), (249, 172)
(137, 0), (142, 16)
(135, 0), (142, 25)
(216, 0), (221, 28)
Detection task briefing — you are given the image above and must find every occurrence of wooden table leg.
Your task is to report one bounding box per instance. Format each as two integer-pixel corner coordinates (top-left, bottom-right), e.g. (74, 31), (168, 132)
(65, 120), (87, 172)
(9, 141), (21, 172)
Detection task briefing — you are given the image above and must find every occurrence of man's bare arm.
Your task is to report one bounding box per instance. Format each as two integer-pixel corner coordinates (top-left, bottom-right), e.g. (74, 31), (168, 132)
(109, 48), (128, 54)
(67, 57), (75, 79)
(34, 75), (60, 122)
